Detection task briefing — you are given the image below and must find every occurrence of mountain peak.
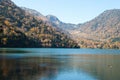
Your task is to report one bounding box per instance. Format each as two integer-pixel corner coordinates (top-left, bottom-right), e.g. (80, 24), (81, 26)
(46, 15), (60, 22)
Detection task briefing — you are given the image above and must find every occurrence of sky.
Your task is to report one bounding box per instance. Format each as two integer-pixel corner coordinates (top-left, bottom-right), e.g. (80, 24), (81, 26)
(12, 0), (120, 24)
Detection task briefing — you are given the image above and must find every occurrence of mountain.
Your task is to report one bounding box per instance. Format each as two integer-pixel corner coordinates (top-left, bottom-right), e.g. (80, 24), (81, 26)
(21, 7), (48, 22)
(46, 15), (60, 24)
(19, 6), (120, 49)
(46, 15), (77, 31)
(22, 7), (77, 31)
(22, 8), (77, 37)
(76, 9), (120, 40)
(71, 9), (120, 49)
(4, 0), (119, 49)
(0, 0), (79, 48)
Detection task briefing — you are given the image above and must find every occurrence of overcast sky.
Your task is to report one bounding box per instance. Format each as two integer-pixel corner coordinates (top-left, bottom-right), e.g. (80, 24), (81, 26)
(12, 0), (120, 24)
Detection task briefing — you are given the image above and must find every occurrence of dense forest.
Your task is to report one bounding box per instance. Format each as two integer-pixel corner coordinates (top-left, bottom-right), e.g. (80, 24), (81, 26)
(0, 0), (79, 48)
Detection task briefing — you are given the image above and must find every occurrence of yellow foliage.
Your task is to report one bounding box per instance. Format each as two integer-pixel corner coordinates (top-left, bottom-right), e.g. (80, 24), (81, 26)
(4, 20), (11, 27)
(2, 38), (7, 45)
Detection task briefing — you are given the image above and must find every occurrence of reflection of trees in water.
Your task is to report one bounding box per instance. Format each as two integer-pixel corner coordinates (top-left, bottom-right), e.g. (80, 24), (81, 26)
(69, 54), (120, 80)
(0, 57), (62, 80)
(0, 49), (30, 53)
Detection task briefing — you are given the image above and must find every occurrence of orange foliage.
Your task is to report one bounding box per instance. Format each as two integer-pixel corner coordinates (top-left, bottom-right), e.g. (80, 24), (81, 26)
(4, 20), (11, 27)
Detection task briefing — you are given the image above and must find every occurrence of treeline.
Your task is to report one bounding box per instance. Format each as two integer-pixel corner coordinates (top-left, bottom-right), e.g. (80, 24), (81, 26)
(77, 38), (120, 49)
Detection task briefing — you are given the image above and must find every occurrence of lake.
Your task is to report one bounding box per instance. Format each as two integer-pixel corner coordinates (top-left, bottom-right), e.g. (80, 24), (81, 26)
(0, 48), (120, 80)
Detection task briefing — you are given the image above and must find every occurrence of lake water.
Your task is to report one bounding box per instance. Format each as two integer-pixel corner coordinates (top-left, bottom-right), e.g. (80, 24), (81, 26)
(0, 48), (120, 80)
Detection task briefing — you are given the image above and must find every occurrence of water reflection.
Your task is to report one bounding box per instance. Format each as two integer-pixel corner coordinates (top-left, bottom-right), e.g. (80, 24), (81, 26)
(0, 48), (30, 53)
(0, 49), (120, 80)
(0, 56), (61, 80)
(68, 54), (120, 80)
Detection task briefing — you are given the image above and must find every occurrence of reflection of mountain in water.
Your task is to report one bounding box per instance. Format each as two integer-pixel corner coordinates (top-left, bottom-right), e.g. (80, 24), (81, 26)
(0, 52), (120, 80)
(69, 54), (120, 80)
(0, 56), (62, 80)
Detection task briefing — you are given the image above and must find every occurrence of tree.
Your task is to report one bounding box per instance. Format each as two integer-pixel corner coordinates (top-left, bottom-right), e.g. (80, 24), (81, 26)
(4, 20), (11, 27)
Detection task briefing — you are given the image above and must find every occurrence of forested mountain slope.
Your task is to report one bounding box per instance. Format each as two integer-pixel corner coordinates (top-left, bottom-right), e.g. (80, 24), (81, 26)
(71, 9), (120, 48)
(0, 0), (79, 48)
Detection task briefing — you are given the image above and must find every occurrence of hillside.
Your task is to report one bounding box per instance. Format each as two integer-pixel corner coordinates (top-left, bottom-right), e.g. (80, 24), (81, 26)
(22, 8), (77, 31)
(46, 15), (77, 30)
(21, 7), (48, 22)
(0, 0), (79, 48)
(76, 9), (120, 40)
(71, 9), (120, 49)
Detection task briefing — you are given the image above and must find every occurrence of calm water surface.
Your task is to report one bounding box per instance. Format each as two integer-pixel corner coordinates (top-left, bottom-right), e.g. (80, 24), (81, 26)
(0, 48), (120, 80)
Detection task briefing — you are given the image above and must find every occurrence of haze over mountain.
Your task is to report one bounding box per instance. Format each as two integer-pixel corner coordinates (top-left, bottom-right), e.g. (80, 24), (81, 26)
(0, 0), (79, 48)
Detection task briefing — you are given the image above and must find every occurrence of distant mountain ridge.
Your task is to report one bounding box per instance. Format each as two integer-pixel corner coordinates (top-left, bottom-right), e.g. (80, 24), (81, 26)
(22, 8), (77, 31)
